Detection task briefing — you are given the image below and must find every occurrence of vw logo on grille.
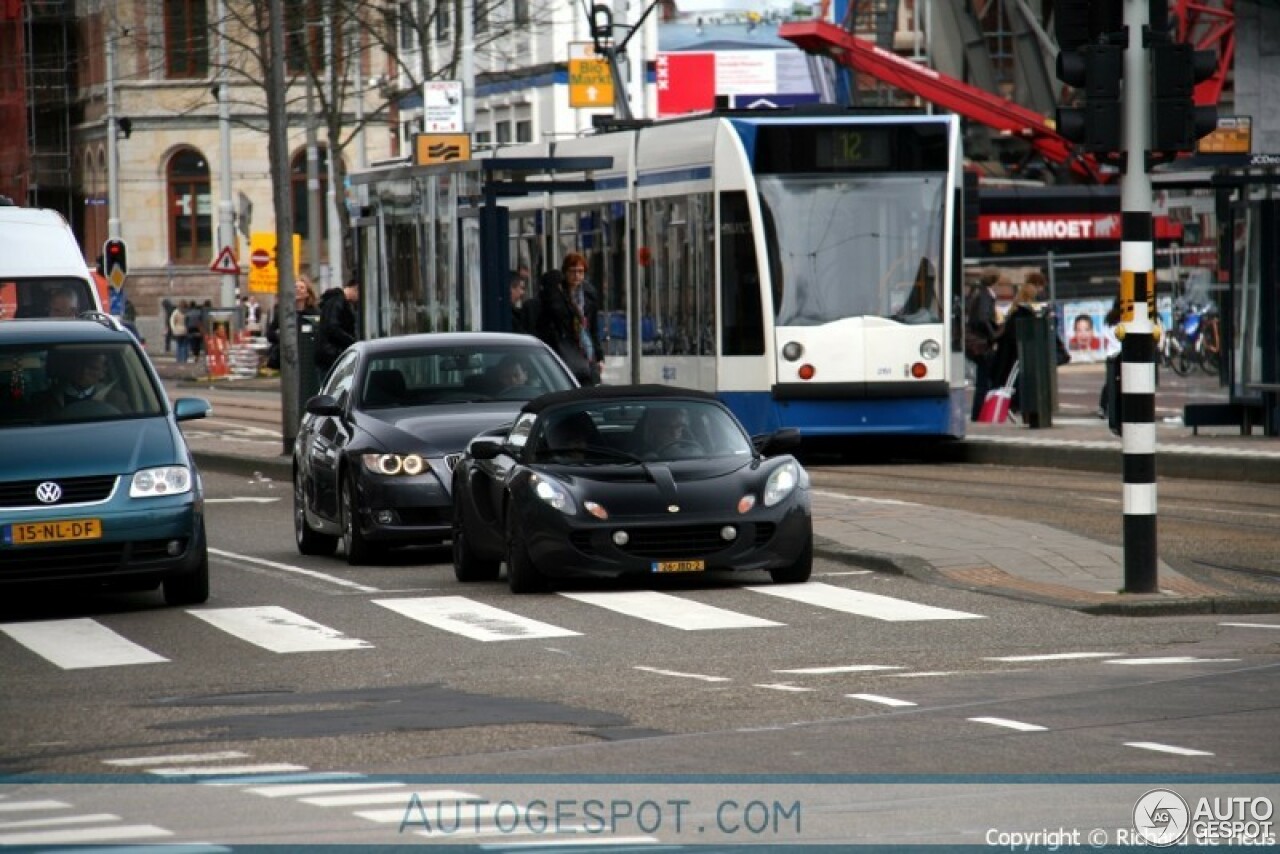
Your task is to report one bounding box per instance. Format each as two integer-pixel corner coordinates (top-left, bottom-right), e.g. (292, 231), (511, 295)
(35, 482), (63, 504)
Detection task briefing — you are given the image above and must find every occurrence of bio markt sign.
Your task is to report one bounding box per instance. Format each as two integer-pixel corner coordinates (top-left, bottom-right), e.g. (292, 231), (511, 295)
(569, 43), (613, 108)
(245, 231), (302, 295)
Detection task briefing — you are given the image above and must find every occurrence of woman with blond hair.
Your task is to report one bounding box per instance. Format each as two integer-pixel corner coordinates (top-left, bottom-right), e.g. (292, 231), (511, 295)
(990, 280), (1041, 414)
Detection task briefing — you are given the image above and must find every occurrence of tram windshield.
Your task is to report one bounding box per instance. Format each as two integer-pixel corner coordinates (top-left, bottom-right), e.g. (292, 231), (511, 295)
(758, 173), (947, 327)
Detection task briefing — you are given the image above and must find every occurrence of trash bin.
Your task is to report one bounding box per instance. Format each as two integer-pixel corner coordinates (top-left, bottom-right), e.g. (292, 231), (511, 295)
(297, 312), (321, 415)
(1013, 309), (1055, 429)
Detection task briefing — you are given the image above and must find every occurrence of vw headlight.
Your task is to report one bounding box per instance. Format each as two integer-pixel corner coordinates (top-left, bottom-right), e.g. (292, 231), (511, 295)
(532, 474), (576, 515)
(130, 466), (192, 498)
(763, 461), (799, 507)
(362, 453), (426, 476)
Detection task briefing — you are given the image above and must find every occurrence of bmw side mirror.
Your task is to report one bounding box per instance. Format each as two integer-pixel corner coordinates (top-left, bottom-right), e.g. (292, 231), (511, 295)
(173, 397), (211, 422)
(753, 427), (801, 456)
(305, 394), (342, 416)
(469, 438), (503, 460)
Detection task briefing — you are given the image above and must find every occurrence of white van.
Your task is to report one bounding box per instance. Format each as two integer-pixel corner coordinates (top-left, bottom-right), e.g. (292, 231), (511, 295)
(0, 202), (106, 320)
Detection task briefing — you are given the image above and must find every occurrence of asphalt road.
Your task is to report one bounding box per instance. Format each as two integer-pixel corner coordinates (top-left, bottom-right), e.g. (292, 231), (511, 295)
(2, 466), (1277, 846)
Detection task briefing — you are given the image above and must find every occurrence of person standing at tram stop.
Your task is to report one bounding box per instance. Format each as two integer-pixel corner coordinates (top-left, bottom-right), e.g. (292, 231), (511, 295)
(990, 281), (1042, 416)
(965, 272), (1002, 422)
(510, 267), (539, 334)
(315, 278), (360, 377)
(535, 253), (604, 386)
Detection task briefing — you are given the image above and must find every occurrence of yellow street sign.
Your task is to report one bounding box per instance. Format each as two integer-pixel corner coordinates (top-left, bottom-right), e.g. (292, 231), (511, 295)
(415, 133), (472, 166)
(246, 232), (302, 295)
(569, 58), (613, 108)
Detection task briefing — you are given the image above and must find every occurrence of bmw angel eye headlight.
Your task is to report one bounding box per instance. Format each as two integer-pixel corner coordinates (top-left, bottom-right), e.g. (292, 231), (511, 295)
(361, 453), (426, 476)
(130, 466), (193, 498)
(532, 474), (576, 515)
(763, 461), (799, 507)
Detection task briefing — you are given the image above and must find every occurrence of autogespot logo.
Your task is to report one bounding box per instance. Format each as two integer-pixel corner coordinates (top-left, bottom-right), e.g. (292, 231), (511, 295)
(1134, 788), (1190, 846)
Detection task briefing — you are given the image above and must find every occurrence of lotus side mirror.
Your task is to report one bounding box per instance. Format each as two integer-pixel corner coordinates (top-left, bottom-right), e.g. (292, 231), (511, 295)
(753, 427), (801, 456)
(469, 438), (504, 460)
(173, 397), (211, 422)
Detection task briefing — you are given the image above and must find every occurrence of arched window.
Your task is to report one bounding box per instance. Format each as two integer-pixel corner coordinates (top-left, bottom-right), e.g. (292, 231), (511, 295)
(167, 148), (212, 263)
(290, 145), (332, 256)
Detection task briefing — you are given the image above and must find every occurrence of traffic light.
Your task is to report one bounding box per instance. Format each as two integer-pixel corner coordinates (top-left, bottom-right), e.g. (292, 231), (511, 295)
(103, 238), (128, 282)
(1150, 41), (1218, 155)
(1054, 0), (1124, 153)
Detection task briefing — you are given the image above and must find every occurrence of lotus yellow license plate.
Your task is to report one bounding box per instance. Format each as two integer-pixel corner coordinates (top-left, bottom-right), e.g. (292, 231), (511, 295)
(651, 559), (705, 573)
(3, 518), (102, 546)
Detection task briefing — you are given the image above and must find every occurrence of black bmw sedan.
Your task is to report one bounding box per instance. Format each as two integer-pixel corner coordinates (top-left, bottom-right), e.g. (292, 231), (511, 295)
(293, 333), (578, 564)
(451, 385), (813, 593)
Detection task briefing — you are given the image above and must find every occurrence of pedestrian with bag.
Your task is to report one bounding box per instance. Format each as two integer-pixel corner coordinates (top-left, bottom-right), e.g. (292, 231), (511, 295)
(965, 272), (1001, 422)
(535, 253), (604, 386)
(989, 281), (1041, 418)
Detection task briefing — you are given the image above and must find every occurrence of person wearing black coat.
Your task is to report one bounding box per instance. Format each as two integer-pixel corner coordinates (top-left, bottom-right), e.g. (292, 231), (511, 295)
(315, 280), (359, 376)
(966, 272), (1001, 422)
(534, 252), (604, 386)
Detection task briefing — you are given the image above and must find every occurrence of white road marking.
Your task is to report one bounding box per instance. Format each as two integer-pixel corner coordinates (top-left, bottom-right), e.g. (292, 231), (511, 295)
(634, 666), (730, 683)
(0, 801), (68, 813)
(204, 497), (281, 504)
(748, 582), (985, 622)
(813, 491), (922, 507)
(189, 606), (372, 653)
(846, 693), (917, 707)
(1107, 656), (1240, 665)
(210, 548), (381, 593)
(968, 717), (1047, 732)
(301, 790), (476, 807)
(775, 664), (902, 674)
(246, 781), (400, 798)
(561, 590), (781, 631)
(754, 683), (814, 693)
(105, 752), (249, 767)
(983, 660), (1116, 665)
(0, 620), (168, 670)
(0, 813), (120, 830)
(821, 570), (873, 576)
(1219, 622), (1280, 630)
(373, 596), (580, 642)
(148, 764), (310, 777)
(0, 825), (172, 845)
(1125, 742), (1214, 757)
(892, 671), (960, 678)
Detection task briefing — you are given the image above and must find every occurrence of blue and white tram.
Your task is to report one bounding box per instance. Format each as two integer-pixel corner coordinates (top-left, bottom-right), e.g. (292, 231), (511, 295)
(495, 111), (966, 440)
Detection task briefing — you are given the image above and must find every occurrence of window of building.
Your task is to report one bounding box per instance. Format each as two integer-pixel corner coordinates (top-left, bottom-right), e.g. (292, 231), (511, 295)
(167, 148), (212, 263)
(286, 0), (324, 74)
(513, 0), (530, 25)
(436, 4), (452, 41)
(290, 146), (332, 258)
(398, 2), (417, 50)
(495, 122), (512, 144)
(474, 130), (492, 149)
(516, 119), (533, 143)
(165, 0), (209, 79)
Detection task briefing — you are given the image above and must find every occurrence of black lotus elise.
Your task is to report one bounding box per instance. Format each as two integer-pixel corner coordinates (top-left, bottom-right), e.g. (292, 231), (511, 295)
(450, 385), (813, 593)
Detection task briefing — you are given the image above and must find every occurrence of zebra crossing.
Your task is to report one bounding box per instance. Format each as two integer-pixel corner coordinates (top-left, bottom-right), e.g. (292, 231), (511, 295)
(0, 582), (986, 671)
(0, 796), (188, 849)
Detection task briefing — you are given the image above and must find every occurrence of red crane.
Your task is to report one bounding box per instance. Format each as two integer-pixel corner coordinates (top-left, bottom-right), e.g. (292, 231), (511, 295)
(778, 18), (1111, 183)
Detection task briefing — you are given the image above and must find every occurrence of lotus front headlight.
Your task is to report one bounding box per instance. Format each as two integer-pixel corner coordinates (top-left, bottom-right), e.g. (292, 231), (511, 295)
(362, 453), (426, 476)
(130, 466), (192, 498)
(532, 474), (576, 515)
(763, 461), (799, 507)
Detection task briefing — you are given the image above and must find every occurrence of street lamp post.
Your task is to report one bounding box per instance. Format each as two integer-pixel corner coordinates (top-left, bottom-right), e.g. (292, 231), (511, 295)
(216, 0), (237, 313)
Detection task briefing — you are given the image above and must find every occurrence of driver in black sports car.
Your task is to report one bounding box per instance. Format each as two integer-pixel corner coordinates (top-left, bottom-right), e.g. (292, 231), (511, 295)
(641, 406), (702, 459)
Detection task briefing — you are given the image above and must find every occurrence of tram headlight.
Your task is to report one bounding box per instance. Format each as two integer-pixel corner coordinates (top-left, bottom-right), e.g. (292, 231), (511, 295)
(920, 339), (941, 359)
(782, 341), (804, 361)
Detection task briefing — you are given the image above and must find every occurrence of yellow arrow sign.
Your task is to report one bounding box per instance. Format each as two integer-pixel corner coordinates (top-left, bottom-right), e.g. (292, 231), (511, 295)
(569, 58), (613, 108)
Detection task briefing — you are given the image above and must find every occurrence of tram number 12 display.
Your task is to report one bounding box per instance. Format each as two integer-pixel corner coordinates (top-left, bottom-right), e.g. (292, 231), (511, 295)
(820, 129), (892, 170)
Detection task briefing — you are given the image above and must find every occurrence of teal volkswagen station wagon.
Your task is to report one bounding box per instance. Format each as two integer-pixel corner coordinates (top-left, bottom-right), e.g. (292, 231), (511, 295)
(0, 315), (211, 604)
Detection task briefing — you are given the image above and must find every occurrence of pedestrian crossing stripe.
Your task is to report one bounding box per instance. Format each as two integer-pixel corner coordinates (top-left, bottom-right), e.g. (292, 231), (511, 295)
(372, 596), (581, 641)
(2, 584), (987, 670)
(748, 582), (985, 621)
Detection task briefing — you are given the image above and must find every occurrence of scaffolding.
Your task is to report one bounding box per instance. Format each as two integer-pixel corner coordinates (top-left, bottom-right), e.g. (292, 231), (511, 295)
(0, 0), (76, 214)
